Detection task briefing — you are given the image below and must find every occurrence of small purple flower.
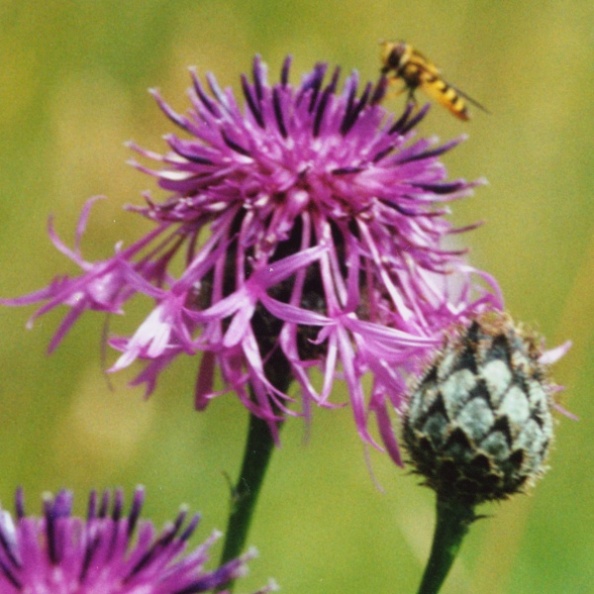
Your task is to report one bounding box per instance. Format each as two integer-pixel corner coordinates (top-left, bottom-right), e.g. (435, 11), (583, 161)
(2, 56), (501, 461)
(0, 486), (276, 594)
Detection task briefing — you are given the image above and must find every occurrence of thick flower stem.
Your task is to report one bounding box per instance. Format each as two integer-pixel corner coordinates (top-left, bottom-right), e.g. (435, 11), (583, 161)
(218, 410), (279, 592)
(416, 496), (477, 594)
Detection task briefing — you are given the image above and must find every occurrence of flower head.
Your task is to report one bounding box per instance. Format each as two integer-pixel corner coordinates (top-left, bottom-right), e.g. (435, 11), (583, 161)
(0, 486), (275, 593)
(403, 310), (567, 504)
(3, 56), (501, 460)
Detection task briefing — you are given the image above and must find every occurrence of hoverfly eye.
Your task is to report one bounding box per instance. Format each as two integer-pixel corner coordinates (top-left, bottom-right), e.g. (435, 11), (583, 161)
(387, 49), (402, 70)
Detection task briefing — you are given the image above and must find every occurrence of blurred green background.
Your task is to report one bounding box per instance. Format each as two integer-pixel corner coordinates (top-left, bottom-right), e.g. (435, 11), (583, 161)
(1, 1), (593, 592)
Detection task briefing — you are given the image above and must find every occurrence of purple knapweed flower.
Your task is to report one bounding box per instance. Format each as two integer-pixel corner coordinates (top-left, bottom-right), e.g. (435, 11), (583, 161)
(2, 56), (501, 462)
(0, 486), (276, 594)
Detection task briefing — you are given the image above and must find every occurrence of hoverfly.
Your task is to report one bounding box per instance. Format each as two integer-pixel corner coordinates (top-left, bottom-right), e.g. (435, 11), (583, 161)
(380, 41), (488, 121)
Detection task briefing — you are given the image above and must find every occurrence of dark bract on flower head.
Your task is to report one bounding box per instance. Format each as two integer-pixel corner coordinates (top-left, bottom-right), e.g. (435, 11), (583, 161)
(0, 486), (276, 593)
(2, 56), (501, 462)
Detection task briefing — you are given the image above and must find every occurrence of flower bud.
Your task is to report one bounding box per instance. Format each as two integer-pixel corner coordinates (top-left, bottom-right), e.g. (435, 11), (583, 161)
(403, 311), (558, 505)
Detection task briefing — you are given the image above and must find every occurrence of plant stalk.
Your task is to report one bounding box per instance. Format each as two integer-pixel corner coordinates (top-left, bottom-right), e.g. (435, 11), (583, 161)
(217, 410), (280, 592)
(416, 496), (477, 594)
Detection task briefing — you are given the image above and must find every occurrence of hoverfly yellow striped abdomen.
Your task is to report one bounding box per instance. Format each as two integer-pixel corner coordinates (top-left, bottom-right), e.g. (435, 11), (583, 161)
(419, 73), (470, 121)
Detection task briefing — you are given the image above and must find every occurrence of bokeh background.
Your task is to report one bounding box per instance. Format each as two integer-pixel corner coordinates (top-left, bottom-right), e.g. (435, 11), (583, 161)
(1, 2), (593, 592)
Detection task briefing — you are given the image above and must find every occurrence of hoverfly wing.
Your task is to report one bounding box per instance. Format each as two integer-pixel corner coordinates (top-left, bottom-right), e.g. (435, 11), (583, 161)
(448, 83), (491, 115)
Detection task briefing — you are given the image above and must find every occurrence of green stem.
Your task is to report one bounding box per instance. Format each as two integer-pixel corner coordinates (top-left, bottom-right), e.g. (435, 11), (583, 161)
(217, 410), (279, 591)
(417, 496), (477, 594)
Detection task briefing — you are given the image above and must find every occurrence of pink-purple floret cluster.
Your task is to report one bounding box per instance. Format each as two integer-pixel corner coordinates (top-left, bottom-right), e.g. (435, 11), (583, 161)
(3, 56), (502, 464)
(0, 487), (275, 593)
